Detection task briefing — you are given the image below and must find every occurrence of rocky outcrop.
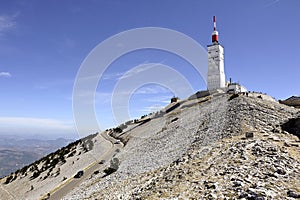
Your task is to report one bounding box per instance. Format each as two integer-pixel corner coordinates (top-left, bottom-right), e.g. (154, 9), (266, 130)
(108, 133), (300, 199)
(63, 94), (300, 199)
(282, 117), (300, 139)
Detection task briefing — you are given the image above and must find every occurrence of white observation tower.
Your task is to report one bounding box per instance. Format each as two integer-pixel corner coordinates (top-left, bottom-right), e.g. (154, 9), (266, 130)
(207, 16), (226, 90)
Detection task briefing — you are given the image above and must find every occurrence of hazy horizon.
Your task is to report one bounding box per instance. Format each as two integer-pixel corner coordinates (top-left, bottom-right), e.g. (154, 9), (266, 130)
(0, 0), (299, 138)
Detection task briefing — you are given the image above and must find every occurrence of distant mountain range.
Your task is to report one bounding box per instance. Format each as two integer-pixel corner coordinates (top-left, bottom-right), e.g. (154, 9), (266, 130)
(0, 136), (71, 178)
(280, 96), (300, 108)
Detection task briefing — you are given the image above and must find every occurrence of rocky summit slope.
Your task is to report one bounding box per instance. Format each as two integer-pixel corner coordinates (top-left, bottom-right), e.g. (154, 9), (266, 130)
(63, 93), (300, 200)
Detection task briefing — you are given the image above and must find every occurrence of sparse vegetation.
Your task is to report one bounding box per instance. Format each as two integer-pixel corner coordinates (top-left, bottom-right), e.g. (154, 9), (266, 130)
(3, 132), (98, 184)
(228, 93), (239, 101)
(103, 167), (117, 176)
(82, 139), (94, 152)
(30, 170), (41, 180)
(141, 114), (148, 119)
(118, 123), (128, 130)
(67, 150), (76, 158)
(4, 175), (14, 184)
(113, 127), (123, 133)
(81, 132), (97, 152)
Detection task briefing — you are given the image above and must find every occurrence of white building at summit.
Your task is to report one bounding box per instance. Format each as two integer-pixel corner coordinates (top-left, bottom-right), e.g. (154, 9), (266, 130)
(207, 16), (226, 91)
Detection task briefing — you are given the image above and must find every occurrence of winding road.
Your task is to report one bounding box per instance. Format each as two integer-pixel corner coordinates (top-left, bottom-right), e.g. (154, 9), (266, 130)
(44, 131), (122, 200)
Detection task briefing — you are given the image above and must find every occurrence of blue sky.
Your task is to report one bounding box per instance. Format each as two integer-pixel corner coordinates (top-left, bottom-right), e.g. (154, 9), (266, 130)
(0, 0), (299, 139)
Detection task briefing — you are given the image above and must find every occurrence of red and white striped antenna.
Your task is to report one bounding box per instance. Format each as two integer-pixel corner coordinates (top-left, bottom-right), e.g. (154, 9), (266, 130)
(212, 16), (219, 43)
(213, 16), (217, 31)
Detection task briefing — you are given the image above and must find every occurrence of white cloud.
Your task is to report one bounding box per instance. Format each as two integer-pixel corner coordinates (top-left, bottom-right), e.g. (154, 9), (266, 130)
(118, 64), (156, 80)
(262, 0), (280, 8)
(102, 72), (124, 80)
(0, 117), (76, 137)
(101, 61), (158, 81)
(0, 13), (17, 35)
(135, 85), (171, 95)
(0, 72), (11, 78)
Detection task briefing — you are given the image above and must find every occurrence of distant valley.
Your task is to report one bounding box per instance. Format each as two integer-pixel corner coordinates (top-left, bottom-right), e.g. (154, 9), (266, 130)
(0, 136), (72, 178)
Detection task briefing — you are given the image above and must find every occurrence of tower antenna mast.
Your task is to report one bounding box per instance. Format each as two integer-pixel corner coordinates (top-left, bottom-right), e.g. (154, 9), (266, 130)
(213, 16), (217, 31)
(212, 16), (219, 43)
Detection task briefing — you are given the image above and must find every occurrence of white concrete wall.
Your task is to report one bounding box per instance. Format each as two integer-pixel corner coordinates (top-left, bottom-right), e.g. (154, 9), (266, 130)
(207, 44), (226, 90)
(240, 85), (247, 93)
(228, 84), (248, 93)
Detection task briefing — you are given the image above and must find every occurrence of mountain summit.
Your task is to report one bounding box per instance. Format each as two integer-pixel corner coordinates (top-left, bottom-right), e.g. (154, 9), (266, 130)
(1, 92), (300, 199)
